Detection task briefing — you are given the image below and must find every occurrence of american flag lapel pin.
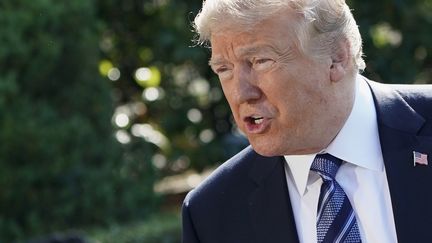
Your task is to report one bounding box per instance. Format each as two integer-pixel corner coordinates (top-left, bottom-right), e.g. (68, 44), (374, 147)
(413, 151), (428, 166)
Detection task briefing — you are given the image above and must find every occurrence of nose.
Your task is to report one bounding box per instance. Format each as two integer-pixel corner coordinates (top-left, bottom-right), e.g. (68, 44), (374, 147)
(234, 64), (262, 104)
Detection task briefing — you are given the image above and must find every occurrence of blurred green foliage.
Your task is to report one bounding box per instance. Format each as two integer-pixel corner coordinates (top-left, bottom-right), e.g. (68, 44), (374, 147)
(0, 0), (158, 241)
(349, 0), (432, 84)
(0, 0), (431, 241)
(96, 0), (247, 175)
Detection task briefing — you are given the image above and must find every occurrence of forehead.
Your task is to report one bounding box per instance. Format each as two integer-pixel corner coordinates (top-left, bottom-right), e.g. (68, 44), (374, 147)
(209, 11), (300, 60)
(209, 38), (277, 65)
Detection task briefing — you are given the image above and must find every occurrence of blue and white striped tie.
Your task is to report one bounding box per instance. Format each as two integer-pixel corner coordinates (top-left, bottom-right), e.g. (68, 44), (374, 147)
(311, 154), (361, 243)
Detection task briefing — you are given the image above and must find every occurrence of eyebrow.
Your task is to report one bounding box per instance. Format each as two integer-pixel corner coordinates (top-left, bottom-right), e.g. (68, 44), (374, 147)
(208, 58), (226, 67)
(209, 44), (275, 67)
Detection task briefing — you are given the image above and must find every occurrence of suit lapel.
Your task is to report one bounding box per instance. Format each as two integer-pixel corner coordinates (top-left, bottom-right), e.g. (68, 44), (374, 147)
(369, 81), (432, 242)
(247, 154), (299, 243)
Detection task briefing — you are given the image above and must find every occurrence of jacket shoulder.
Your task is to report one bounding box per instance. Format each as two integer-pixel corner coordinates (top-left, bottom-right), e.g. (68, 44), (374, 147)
(372, 81), (432, 117)
(368, 80), (432, 134)
(393, 85), (432, 116)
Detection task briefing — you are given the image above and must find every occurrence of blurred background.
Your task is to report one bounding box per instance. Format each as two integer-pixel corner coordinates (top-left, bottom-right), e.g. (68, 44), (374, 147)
(0, 0), (431, 242)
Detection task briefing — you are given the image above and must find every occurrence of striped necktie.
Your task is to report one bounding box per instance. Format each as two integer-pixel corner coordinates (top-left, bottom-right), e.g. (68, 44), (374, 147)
(311, 154), (361, 243)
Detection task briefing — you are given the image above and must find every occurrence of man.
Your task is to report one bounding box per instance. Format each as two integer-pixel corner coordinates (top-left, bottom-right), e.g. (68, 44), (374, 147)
(182, 0), (432, 242)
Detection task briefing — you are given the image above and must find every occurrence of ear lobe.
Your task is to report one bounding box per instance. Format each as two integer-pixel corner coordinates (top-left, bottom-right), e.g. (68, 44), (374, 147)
(329, 39), (350, 83)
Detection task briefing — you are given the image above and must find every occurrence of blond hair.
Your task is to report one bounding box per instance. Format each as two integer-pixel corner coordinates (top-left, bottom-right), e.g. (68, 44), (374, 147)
(194, 0), (365, 71)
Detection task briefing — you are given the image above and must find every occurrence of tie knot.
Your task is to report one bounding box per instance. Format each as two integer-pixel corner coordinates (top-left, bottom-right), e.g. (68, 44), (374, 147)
(311, 153), (342, 179)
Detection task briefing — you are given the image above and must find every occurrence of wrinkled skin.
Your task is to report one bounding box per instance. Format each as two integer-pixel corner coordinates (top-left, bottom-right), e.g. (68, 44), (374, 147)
(209, 10), (355, 156)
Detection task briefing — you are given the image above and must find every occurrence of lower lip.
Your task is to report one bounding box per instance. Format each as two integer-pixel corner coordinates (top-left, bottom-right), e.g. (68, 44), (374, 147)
(245, 118), (271, 134)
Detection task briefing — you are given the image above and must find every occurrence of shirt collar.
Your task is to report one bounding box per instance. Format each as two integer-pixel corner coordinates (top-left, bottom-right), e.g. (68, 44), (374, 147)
(284, 74), (384, 195)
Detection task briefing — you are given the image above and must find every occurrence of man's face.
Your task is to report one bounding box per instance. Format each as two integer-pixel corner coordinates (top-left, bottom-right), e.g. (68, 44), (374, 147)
(210, 11), (350, 156)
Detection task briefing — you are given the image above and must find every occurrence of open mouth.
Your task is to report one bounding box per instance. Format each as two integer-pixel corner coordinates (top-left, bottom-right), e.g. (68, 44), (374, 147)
(243, 115), (270, 134)
(246, 116), (264, 125)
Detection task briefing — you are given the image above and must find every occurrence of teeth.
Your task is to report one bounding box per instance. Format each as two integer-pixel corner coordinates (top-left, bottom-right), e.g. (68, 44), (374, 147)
(251, 116), (264, 125)
(254, 118), (264, 124)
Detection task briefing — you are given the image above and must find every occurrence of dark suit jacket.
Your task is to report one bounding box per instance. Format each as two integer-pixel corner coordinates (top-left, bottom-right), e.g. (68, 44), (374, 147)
(182, 80), (432, 243)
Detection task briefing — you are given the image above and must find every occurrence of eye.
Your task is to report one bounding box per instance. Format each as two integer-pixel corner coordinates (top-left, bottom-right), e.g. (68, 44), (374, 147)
(255, 58), (270, 64)
(215, 66), (228, 74)
(252, 58), (275, 71)
(213, 65), (233, 80)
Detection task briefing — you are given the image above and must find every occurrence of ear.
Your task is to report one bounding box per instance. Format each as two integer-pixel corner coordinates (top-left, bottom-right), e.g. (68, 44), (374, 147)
(329, 39), (351, 83)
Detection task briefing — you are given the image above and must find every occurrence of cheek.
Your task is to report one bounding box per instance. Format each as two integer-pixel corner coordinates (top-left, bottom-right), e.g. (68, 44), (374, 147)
(221, 83), (234, 105)
(220, 84), (241, 118)
(269, 82), (314, 121)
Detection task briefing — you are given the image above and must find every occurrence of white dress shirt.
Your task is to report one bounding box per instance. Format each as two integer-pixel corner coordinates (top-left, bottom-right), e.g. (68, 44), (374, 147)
(284, 75), (398, 243)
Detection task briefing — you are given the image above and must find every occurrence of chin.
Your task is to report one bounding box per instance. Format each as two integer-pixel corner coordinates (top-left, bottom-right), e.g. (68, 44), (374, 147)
(249, 141), (283, 157)
(250, 138), (315, 157)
